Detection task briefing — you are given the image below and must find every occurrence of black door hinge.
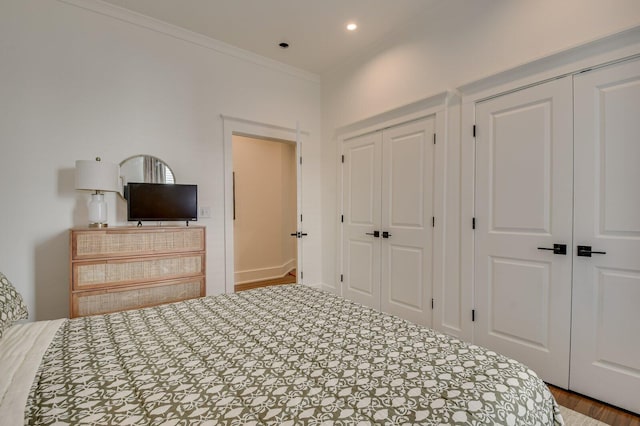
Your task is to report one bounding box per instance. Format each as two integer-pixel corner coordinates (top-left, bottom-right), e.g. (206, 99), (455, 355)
(340, 274), (343, 282)
(433, 133), (436, 144)
(341, 214), (344, 223)
(431, 298), (434, 309)
(473, 125), (476, 137)
(301, 271), (303, 279)
(300, 214), (303, 222)
(341, 155), (344, 163)
(472, 309), (476, 322)
(472, 217), (476, 229)
(299, 156), (302, 165)
(432, 217), (435, 227)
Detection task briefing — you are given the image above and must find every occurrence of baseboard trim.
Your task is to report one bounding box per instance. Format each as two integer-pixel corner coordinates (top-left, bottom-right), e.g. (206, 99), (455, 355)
(303, 282), (323, 290)
(234, 259), (296, 284)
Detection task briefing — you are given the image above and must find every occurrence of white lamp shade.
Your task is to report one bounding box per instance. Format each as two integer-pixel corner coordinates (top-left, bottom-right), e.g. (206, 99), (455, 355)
(75, 159), (120, 192)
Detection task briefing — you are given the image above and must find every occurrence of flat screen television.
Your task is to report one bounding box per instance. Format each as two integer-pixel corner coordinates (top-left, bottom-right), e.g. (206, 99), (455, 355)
(125, 183), (198, 223)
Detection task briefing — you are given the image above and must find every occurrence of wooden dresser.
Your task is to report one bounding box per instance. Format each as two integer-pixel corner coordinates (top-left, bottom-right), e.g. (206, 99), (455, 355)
(69, 226), (206, 318)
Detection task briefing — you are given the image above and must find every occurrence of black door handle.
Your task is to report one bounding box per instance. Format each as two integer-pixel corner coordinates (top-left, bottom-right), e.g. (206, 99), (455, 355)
(366, 231), (380, 238)
(537, 244), (567, 255)
(577, 245), (606, 257)
(290, 232), (308, 238)
(382, 231), (392, 239)
(290, 233), (298, 237)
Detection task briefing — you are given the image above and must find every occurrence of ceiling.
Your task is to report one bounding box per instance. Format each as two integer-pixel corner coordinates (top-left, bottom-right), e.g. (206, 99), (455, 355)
(100, 0), (436, 74)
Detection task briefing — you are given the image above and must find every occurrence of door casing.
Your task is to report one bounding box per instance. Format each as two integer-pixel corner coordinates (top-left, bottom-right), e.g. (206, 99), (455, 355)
(222, 115), (306, 293)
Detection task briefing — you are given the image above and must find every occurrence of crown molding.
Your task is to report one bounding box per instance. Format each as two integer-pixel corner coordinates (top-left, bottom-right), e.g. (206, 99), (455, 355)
(57, 0), (321, 83)
(458, 25), (640, 100)
(334, 90), (449, 140)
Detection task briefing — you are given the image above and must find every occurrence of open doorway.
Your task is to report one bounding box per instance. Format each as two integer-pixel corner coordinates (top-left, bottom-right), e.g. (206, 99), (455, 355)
(232, 134), (298, 292)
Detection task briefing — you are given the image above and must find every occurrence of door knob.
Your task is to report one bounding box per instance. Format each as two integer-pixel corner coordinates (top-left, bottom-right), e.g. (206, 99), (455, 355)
(537, 244), (567, 255)
(366, 231), (380, 238)
(382, 231), (392, 239)
(577, 245), (606, 257)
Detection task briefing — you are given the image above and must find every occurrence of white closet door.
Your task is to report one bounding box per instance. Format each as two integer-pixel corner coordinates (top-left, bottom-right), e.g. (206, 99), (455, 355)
(380, 118), (435, 326)
(342, 131), (382, 309)
(474, 76), (573, 387)
(571, 58), (640, 414)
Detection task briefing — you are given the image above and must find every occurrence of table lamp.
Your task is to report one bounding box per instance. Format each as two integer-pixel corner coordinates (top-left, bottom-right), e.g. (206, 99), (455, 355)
(75, 157), (120, 227)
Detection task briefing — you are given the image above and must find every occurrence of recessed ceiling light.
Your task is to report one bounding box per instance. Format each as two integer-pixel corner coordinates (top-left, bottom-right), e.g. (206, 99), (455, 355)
(346, 23), (357, 31)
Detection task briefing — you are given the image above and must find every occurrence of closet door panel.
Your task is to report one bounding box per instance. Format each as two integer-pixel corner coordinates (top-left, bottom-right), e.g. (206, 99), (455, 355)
(475, 77), (573, 388)
(490, 101), (551, 232)
(489, 257), (551, 348)
(571, 58), (640, 414)
(342, 132), (382, 309)
(387, 246), (424, 309)
(381, 118), (434, 326)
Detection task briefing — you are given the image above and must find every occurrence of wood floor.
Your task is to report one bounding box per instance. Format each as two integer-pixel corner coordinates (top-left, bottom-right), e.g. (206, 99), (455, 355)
(549, 385), (640, 425)
(234, 269), (297, 292)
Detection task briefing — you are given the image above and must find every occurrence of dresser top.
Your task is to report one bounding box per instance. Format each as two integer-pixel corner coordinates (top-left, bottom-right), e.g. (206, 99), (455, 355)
(71, 225), (205, 232)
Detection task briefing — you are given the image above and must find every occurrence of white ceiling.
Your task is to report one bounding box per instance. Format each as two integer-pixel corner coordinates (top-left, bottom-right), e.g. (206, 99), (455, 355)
(100, 0), (436, 74)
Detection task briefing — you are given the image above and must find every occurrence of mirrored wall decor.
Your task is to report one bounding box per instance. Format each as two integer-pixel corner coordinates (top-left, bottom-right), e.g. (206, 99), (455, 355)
(119, 155), (175, 196)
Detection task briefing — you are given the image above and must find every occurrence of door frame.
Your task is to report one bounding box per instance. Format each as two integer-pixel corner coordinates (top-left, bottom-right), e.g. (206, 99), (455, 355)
(222, 115), (308, 293)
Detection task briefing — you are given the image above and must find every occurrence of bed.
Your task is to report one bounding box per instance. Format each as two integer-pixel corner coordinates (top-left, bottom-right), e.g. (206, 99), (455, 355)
(1, 282), (563, 425)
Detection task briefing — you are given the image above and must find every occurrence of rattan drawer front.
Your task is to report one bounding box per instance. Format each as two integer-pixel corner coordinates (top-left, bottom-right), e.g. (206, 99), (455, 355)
(73, 228), (204, 259)
(69, 226), (206, 318)
(74, 254), (204, 289)
(74, 279), (203, 317)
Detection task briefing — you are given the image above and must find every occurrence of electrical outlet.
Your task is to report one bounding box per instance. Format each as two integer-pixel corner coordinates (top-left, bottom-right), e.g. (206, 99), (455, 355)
(199, 206), (211, 218)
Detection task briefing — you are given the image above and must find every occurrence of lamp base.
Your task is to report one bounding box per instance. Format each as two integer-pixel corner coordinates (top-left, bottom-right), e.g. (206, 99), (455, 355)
(88, 192), (108, 228)
(88, 223), (109, 228)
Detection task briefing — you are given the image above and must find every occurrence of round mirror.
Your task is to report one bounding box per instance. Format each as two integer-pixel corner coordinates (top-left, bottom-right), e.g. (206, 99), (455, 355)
(119, 155), (175, 196)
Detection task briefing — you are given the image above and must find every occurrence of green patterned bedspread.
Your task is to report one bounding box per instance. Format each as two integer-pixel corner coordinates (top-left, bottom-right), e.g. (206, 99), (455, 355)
(26, 285), (563, 425)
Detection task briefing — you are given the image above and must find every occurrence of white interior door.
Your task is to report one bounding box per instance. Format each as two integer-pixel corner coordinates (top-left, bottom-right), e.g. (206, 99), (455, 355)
(570, 58), (640, 414)
(474, 76), (573, 387)
(380, 118), (435, 326)
(342, 131), (382, 309)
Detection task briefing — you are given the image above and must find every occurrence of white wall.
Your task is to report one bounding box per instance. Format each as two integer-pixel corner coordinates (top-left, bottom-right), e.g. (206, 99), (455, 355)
(3, 0), (638, 321)
(233, 135), (297, 283)
(0, 0), (321, 320)
(321, 0), (640, 288)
